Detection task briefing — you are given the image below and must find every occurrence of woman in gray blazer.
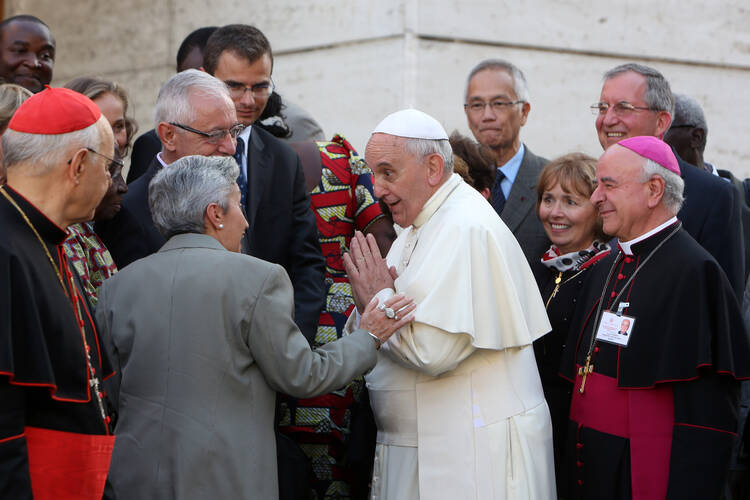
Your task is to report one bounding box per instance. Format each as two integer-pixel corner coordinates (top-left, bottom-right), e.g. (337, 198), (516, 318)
(96, 155), (414, 500)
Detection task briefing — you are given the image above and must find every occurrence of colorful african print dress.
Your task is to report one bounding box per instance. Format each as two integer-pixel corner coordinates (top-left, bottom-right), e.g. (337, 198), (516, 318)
(63, 222), (118, 307)
(278, 134), (384, 499)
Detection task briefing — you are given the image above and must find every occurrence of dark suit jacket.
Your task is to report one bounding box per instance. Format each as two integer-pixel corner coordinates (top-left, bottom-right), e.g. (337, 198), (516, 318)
(676, 154), (745, 297)
(718, 169), (750, 283)
(242, 126), (325, 341)
(495, 146), (551, 267)
(96, 158), (165, 268)
(127, 129), (161, 184)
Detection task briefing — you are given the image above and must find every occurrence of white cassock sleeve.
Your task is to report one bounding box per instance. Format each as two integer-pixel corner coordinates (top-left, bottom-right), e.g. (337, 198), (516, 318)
(369, 288), (475, 377)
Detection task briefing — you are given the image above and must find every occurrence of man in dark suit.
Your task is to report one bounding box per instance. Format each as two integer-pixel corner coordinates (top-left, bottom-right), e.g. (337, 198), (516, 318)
(664, 93), (750, 283)
(464, 59), (550, 266)
(593, 63), (745, 297)
(201, 24), (326, 344)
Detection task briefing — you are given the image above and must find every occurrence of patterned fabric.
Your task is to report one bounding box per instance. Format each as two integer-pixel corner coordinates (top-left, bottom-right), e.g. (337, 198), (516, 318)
(541, 240), (610, 272)
(63, 222), (118, 307)
(278, 134), (383, 499)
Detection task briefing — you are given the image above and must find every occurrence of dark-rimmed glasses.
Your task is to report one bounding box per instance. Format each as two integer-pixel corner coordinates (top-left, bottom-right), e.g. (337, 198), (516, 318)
(590, 101), (654, 116)
(224, 79), (275, 100)
(464, 100), (524, 114)
(170, 122), (244, 144)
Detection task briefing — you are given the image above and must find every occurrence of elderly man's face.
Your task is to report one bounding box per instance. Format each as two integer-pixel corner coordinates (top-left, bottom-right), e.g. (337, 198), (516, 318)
(590, 145), (652, 241)
(212, 51), (272, 127)
(172, 92), (238, 159)
(465, 68), (528, 156)
(0, 20), (55, 93)
(366, 133), (435, 228)
(596, 71), (670, 150)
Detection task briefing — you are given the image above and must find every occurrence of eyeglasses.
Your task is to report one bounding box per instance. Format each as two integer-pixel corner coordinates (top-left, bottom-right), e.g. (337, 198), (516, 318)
(669, 124), (695, 129)
(224, 79), (275, 100)
(464, 100), (524, 114)
(590, 101), (654, 116)
(68, 147), (124, 173)
(170, 122), (244, 144)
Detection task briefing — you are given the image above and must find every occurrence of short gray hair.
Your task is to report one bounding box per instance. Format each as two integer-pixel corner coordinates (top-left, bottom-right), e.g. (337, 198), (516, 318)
(2, 118), (103, 176)
(148, 155), (239, 239)
(604, 63), (674, 115)
(403, 138), (454, 174)
(671, 93), (707, 135)
(153, 69), (233, 128)
(641, 158), (684, 214)
(466, 59), (530, 103)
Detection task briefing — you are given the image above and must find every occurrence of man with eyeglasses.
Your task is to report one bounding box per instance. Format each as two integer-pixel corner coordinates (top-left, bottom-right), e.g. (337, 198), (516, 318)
(592, 63), (745, 297)
(201, 24), (325, 346)
(464, 59), (550, 266)
(97, 69), (241, 271)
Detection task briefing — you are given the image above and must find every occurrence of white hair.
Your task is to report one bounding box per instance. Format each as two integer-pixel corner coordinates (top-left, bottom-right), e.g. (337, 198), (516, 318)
(465, 59), (530, 103)
(153, 69), (233, 128)
(403, 138), (454, 174)
(149, 155), (239, 239)
(2, 118), (103, 176)
(641, 158), (684, 215)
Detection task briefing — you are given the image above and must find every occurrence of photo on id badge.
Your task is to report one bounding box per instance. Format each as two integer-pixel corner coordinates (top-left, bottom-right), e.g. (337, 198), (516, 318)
(595, 311), (635, 347)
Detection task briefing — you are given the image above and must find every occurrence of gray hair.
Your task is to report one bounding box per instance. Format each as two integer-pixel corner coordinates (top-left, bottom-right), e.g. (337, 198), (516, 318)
(153, 69), (233, 128)
(641, 158), (684, 214)
(148, 155), (239, 239)
(2, 118), (103, 176)
(403, 138), (454, 174)
(671, 93), (707, 135)
(466, 59), (530, 103)
(604, 63), (674, 115)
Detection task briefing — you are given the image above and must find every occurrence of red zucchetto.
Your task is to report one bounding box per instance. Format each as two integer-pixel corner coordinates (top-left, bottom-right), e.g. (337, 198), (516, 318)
(8, 86), (101, 135)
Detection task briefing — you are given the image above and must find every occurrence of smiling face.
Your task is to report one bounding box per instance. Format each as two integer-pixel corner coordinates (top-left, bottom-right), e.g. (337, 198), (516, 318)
(366, 133), (437, 228)
(590, 146), (653, 241)
(465, 68), (529, 163)
(0, 20), (55, 93)
(167, 91), (238, 161)
(596, 71), (671, 150)
(538, 182), (599, 254)
(212, 51), (272, 126)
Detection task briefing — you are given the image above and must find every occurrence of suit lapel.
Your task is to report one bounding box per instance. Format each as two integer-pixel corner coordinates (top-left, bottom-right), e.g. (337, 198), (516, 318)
(246, 128), (270, 230)
(501, 149), (537, 232)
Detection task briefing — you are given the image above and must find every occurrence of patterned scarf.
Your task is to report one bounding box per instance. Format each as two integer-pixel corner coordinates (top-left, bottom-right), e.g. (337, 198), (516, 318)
(541, 240), (611, 272)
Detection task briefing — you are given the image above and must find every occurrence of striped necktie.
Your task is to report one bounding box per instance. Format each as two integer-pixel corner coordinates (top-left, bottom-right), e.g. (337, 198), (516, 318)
(234, 137), (247, 206)
(491, 169), (506, 215)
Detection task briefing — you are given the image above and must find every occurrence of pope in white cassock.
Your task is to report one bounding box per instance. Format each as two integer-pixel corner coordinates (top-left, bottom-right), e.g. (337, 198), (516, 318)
(343, 109), (555, 499)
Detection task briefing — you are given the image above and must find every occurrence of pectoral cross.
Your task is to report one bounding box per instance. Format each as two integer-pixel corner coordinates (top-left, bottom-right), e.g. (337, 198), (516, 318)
(578, 355), (594, 394)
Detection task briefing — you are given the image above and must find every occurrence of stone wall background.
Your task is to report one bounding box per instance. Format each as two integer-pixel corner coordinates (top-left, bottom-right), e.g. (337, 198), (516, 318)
(7, 0), (750, 177)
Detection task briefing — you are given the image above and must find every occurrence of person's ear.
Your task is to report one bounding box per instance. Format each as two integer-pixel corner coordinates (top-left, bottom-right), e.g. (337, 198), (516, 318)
(66, 147), (88, 185)
(204, 202), (225, 230)
(157, 122), (177, 153)
(654, 111), (672, 138)
(425, 153), (445, 187)
(646, 174), (666, 209)
(519, 101), (531, 127)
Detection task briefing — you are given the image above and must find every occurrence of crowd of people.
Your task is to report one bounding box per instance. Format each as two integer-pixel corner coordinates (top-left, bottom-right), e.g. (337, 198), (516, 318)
(0, 12), (749, 500)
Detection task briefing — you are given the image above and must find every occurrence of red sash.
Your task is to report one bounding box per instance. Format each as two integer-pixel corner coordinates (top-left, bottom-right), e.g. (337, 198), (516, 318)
(25, 427), (115, 500)
(570, 367), (673, 500)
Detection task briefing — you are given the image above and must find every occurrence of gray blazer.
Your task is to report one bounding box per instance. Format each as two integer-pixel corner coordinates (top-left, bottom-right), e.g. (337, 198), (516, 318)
(500, 146), (551, 266)
(96, 233), (376, 500)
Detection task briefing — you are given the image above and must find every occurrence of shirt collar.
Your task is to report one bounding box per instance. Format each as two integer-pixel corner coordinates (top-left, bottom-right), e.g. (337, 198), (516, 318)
(412, 173), (462, 228)
(497, 143), (525, 184)
(618, 216), (678, 255)
(156, 151), (168, 168)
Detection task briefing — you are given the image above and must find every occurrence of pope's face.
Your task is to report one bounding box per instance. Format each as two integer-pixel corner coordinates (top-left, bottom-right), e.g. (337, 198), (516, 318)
(366, 133), (434, 228)
(0, 20), (55, 93)
(590, 145), (651, 241)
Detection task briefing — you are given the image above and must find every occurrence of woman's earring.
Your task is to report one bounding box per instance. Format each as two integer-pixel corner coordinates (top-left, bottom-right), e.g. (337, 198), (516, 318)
(218, 223), (224, 229)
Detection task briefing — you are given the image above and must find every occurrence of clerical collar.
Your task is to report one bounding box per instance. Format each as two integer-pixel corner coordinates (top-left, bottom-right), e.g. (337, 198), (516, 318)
(1, 185), (68, 244)
(618, 216), (678, 256)
(412, 173), (462, 228)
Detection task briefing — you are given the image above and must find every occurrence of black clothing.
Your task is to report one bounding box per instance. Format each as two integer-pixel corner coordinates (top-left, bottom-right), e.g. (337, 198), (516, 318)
(126, 129), (160, 184)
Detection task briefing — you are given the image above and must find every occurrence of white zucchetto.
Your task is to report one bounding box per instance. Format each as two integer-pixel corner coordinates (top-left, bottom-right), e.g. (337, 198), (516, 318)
(371, 108), (449, 140)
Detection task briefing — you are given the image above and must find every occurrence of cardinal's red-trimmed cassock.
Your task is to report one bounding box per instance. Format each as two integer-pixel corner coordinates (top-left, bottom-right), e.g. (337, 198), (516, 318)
(0, 185), (115, 500)
(560, 218), (750, 499)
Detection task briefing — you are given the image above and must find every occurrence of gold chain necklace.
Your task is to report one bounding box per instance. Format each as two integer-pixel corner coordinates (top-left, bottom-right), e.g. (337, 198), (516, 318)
(0, 186), (110, 431)
(544, 269), (585, 309)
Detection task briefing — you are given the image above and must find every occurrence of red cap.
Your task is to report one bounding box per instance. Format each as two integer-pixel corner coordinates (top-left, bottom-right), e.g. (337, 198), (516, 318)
(8, 86), (101, 135)
(617, 136), (681, 176)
